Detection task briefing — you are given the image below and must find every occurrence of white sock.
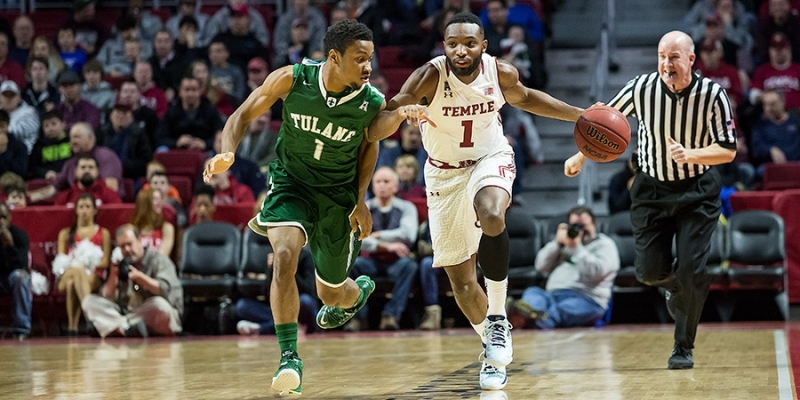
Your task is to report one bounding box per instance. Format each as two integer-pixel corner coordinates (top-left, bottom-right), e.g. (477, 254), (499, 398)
(472, 322), (486, 344)
(485, 277), (508, 317)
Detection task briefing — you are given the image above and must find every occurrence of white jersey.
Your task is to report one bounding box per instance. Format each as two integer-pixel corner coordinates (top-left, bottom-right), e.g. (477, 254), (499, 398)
(422, 53), (508, 165)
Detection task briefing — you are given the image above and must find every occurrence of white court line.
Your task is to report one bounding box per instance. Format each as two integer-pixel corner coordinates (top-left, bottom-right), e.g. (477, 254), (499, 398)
(774, 330), (793, 400)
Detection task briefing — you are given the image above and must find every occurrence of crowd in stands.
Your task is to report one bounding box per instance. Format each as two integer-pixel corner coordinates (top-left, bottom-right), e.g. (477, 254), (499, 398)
(9, 0), (796, 337)
(0, 0), (561, 336)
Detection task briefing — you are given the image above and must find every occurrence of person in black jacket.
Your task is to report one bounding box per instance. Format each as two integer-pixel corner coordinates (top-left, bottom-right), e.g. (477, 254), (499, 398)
(0, 109), (27, 177)
(0, 202), (31, 340)
(97, 101), (152, 181)
(607, 152), (638, 215)
(28, 110), (71, 180)
(154, 77), (223, 151)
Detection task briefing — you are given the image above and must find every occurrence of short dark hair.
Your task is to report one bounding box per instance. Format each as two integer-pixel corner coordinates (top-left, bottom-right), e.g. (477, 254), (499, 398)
(77, 155), (98, 166)
(194, 183), (215, 201)
(149, 171), (168, 180)
(0, 109), (9, 125)
(3, 182), (25, 196)
(568, 206), (595, 223)
(58, 26), (76, 36)
(179, 15), (199, 30)
(446, 12), (484, 35)
(41, 110), (63, 122)
(27, 55), (49, 72)
(209, 39), (227, 50)
(323, 19), (373, 56)
(487, 0), (508, 8)
(120, 78), (139, 89)
(83, 59), (103, 74)
(116, 14), (138, 32)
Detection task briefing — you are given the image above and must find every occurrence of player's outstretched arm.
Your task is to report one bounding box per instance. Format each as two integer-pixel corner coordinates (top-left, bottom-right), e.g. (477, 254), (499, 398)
(204, 66), (294, 182)
(498, 59), (584, 122)
(366, 65), (439, 142)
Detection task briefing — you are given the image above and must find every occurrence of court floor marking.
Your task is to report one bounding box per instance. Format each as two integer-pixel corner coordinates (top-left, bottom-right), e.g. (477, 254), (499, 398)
(774, 329), (794, 400)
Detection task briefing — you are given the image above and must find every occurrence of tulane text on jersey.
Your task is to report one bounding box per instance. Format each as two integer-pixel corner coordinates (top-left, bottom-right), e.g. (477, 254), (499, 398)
(287, 113), (358, 142)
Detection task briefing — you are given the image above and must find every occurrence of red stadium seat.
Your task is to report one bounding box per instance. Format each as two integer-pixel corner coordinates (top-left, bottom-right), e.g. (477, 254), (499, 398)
(762, 162), (800, 190)
(214, 203), (256, 230)
(381, 67), (415, 100)
(729, 190), (779, 213)
(168, 175), (194, 208)
(252, 4), (275, 32)
(378, 46), (403, 69)
(408, 197), (428, 224)
(104, 75), (130, 91)
(26, 178), (54, 206)
(154, 150), (208, 182)
(772, 189), (800, 304)
(122, 178), (136, 203)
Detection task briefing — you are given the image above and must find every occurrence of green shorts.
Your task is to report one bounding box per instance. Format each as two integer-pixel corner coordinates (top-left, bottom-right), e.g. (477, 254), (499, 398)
(248, 161), (362, 286)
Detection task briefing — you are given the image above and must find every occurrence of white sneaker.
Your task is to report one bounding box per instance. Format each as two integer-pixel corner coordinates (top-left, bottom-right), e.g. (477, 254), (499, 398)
(479, 361), (508, 390)
(237, 320), (261, 336)
(483, 316), (513, 367)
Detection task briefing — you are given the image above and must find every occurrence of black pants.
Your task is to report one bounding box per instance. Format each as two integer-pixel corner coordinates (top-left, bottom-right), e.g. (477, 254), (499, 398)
(629, 169), (722, 349)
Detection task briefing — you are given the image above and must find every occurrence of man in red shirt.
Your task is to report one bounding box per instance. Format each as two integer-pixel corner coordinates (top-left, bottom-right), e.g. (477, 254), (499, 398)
(54, 155), (121, 206)
(695, 38), (745, 109)
(0, 31), (25, 88)
(750, 32), (800, 112)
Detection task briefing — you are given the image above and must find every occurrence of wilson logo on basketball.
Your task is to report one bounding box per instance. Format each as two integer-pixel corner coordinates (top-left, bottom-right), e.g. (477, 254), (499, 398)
(585, 125), (621, 150)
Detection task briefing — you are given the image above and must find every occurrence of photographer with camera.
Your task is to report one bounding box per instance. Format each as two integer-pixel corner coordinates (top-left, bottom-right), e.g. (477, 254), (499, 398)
(81, 224), (183, 338)
(507, 206), (619, 329)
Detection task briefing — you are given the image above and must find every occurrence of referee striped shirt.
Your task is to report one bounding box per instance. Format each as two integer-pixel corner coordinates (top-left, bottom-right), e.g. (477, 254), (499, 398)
(608, 72), (737, 182)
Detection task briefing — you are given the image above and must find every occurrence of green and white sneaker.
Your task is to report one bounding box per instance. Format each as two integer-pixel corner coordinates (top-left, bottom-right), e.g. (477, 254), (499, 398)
(272, 350), (303, 395)
(316, 275), (375, 329)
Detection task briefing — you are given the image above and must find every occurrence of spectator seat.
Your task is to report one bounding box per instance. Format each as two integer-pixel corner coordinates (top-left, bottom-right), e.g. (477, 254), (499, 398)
(237, 228), (271, 299)
(179, 222), (241, 299)
(505, 205), (543, 295)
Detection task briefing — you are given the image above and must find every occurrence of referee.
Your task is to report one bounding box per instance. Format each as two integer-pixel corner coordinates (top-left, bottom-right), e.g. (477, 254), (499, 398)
(565, 31), (737, 369)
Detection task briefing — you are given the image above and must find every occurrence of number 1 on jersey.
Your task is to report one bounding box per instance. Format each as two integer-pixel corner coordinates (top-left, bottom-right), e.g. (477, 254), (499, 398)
(460, 120), (474, 148)
(313, 139), (324, 160)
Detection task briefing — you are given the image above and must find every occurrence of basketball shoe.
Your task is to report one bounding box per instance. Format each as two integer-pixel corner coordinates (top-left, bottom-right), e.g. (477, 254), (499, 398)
(272, 350), (303, 395)
(667, 342), (693, 369)
(316, 275), (375, 329)
(483, 315), (513, 367)
(479, 360), (508, 390)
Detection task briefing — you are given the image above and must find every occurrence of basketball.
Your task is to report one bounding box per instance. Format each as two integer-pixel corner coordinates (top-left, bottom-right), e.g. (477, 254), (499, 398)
(573, 105), (631, 162)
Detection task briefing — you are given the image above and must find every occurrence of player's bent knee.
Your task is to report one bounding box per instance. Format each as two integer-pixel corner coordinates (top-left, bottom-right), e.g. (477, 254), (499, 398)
(635, 266), (674, 286)
(476, 209), (506, 235)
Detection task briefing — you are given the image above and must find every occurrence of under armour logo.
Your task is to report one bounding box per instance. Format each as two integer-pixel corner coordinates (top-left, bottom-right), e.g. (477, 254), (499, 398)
(359, 100), (369, 111)
(443, 92), (453, 98)
(429, 191), (440, 196)
(326, 97), (337, 108)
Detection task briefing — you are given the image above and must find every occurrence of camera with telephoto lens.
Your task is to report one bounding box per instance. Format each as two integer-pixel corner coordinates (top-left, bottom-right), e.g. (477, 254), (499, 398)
(566, 223), (585, 239)
(118, 258), (133, 282)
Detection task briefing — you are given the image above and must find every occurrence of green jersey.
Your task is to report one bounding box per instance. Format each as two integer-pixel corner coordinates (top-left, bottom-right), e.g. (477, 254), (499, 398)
(276, 60), (384, 188)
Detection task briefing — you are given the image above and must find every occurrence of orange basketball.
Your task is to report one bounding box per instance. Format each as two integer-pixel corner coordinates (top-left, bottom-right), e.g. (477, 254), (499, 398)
(573, 105), (631, 162)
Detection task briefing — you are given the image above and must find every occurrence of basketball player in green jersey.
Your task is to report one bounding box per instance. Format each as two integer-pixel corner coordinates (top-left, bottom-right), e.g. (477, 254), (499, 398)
(204, 20), (432, 395)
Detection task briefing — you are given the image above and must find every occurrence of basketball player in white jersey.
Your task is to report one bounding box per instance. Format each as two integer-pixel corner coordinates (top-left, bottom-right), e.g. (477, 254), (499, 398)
(368, 12), (585, 390)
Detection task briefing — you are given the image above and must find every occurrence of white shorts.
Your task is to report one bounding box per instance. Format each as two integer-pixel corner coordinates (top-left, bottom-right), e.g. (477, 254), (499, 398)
(424, 147), (516, 267)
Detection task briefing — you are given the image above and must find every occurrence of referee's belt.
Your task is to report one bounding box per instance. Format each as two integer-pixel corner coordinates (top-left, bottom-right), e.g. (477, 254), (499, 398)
(427, 157), (478, 169)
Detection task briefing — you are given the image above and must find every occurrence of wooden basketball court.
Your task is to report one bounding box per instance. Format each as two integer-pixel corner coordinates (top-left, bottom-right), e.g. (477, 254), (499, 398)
(0, 323), (797, 399)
